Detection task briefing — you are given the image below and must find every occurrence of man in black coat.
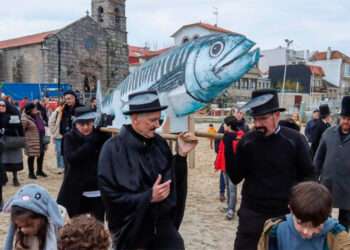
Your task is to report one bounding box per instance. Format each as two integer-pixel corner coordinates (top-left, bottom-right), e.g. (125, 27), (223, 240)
(59, 90), (83, 136)
(224, 89), (315, 250)
(310, 104), (332, 158)
(98, 90), (198, 250)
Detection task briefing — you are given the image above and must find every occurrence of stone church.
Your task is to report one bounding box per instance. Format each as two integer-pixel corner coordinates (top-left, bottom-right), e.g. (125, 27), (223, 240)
(0, 0), (129, 93)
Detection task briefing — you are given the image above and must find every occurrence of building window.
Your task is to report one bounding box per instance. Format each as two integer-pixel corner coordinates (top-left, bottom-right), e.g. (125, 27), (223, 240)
(182, 37), (190, 44)
(344, 64), (350, 77)
(98, 7), (104, 22)
(115, 8), (120, 24)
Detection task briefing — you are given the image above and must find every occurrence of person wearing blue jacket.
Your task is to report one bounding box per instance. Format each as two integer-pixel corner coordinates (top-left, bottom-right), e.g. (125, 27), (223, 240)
(258, 181), (350, 250)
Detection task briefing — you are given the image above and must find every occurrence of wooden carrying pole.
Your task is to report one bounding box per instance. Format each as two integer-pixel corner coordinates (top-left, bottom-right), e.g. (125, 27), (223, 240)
(99, 127), (224, 141)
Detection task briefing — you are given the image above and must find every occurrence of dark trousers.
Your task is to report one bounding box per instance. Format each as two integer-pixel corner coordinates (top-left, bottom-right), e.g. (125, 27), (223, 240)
(234, 206), (280, 250)
(27, 152), (45, 173)
(339, 209), (350, 230)
(0, 166), (3, 207)
(220, 171), (226, 194)
(0, 159), (3, 208)
(80, 196), (105, 222)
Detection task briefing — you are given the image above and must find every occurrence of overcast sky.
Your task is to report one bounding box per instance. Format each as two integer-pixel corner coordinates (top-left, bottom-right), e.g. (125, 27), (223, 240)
(0, 0), (349, 54)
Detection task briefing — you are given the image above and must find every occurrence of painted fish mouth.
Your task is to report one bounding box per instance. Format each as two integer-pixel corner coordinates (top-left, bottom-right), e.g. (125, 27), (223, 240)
(213, 39), (258, 78)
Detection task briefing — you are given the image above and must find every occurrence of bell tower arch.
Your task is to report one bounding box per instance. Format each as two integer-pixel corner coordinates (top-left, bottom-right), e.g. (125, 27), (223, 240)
(91, 0), (129, 89)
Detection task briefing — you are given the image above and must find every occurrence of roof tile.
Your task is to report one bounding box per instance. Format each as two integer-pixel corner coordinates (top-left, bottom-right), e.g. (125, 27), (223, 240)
(0, 31), (56, 50)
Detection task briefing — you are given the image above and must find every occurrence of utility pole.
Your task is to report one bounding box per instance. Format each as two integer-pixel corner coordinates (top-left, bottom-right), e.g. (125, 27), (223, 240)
(281, 39), (293, 108)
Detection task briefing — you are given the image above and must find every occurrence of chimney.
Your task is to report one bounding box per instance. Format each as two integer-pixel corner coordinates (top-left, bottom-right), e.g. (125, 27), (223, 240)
(327, 47), (332, 60)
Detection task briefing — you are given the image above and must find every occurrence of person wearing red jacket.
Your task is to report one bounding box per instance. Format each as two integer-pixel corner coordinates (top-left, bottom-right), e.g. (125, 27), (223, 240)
(215, 116), (245, 220)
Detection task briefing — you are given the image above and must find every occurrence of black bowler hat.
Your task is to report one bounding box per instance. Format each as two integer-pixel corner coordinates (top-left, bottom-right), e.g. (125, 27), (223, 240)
(241, 89), (285, 116)
(340, 96), (350, 117)
(72, 106), (97, 123)
(319, 104), (331, 118)
(122, 90), (168, 115)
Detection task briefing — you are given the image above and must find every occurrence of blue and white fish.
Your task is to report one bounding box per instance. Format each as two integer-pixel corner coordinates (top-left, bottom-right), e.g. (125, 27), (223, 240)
(97, 33), (260, 132)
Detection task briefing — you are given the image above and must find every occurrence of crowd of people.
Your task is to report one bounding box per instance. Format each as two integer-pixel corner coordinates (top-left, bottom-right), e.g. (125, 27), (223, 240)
(1, 87), (350, 250)
(0, 89), (198, 250)
(210, 89), (350, 250)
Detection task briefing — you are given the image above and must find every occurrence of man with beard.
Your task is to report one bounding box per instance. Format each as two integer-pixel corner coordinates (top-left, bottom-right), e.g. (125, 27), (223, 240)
(224, 89), (315, 250)
(98, 90), (198, 250)
(314, 96), (350, 230)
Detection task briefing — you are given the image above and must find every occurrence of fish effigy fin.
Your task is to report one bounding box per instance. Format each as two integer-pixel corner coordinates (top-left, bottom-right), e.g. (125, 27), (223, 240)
(149, 69), (185, 93)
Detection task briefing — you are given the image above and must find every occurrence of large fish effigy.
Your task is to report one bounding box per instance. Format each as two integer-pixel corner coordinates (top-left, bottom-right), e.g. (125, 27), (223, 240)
(98, 33), (260, 132)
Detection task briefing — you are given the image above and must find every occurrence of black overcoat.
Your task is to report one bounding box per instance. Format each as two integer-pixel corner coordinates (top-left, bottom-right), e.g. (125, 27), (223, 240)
(311, 119), (331, 157)
(98, 125), (188, 250)
(2, 107), (24, 172)
(57, 128), (109, 217)
(0, 113), (8, 187)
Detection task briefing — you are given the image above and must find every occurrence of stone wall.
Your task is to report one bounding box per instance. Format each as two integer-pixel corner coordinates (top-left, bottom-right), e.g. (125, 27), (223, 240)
(43, 16), (128, 93)
(0, 0), (129, 94)
(0, 44), (44, 83)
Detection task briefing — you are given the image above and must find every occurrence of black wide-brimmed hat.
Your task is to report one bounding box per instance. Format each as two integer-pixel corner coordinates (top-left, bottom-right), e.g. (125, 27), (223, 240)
(123, 90), (168, 115)
(319, 104), (331, 118)
(340, 96), (350, 116)
(241, 89), (286, 117)
(72, 106), (97, 123)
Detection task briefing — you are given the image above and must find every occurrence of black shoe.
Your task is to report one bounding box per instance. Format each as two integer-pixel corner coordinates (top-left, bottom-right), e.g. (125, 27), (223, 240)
(13, 178), (20, 187)
(29, 173), (37, 179)
(36, 171), (48, 177)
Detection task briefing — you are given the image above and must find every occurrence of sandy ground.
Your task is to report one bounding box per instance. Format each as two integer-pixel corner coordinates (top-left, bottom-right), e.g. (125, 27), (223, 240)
(0, 123), (238, 249)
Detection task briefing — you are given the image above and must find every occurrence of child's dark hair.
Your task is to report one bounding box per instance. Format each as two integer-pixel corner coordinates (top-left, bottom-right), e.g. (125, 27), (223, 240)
(289, 181), (332, 227)
(209, 123), (214, 127)
(59, 214), (110, 250)
(11, 206), (48, 250)
(224, 116), (239, 131)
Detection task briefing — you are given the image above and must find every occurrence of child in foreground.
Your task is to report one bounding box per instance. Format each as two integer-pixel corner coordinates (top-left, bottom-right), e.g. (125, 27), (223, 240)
(2, 184), (64, 250)
(258, 181), (350, 250)
(59, 214), (110, 250)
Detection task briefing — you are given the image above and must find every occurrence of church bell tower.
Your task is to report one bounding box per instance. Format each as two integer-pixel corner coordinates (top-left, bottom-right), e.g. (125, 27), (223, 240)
(92, 0), (127, 38)
(91, 0), (129, 88)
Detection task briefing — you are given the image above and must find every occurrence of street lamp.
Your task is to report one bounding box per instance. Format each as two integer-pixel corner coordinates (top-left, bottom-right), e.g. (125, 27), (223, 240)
(281, 39), (293, 107)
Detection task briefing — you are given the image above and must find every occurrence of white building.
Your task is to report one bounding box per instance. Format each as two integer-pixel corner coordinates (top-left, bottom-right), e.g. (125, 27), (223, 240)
(171, 22), (239, 46)
(259, 47), (307, 75)
(309, 48), (350, 94)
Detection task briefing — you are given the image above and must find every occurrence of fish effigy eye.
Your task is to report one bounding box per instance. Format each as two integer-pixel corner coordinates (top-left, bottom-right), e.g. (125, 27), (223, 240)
(210, 41), (225, 57)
